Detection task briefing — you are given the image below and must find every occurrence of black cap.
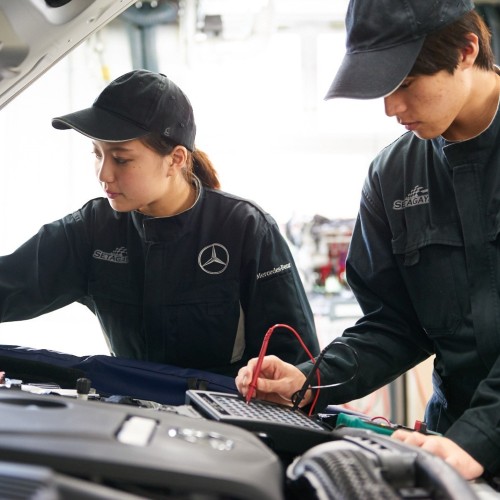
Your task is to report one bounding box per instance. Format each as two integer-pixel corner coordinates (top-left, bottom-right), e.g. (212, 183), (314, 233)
(52, 70), (196, 151)
(325, 0), (475, 100)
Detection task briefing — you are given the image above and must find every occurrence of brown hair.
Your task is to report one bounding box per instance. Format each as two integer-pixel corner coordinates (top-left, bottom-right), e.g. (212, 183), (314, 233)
(410, 10), (495, 76)
(139, 134), (221, 189)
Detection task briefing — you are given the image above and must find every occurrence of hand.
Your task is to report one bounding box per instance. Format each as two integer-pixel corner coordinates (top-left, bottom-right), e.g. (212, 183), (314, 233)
(0, 371), (4, 384)
(391, 429), (484, 480)
(235, 355), (310, 406)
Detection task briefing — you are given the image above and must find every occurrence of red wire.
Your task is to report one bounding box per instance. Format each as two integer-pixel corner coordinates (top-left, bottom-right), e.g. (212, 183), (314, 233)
(247, 323), (321, 416)
(371, 415), (391, 425)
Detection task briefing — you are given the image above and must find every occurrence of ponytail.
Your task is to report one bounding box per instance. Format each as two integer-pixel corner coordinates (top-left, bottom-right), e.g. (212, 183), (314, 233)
(189, 149), (220, 189)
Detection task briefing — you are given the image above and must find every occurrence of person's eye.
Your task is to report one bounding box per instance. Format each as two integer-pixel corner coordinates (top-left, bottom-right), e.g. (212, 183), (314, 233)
(92, 150), (102, 160)
(398, 79), (413, 90)
(113, 157), (130, 165)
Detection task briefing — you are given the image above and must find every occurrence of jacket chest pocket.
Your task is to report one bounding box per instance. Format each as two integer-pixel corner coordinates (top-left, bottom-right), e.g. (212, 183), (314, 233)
(88, 261), (141, 305)
(155, 280), (241, 369)
(392, 231), (465, 337)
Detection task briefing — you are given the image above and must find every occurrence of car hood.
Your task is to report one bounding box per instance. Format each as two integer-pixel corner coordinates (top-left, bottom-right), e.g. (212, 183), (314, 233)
(0, 0), (135, 111)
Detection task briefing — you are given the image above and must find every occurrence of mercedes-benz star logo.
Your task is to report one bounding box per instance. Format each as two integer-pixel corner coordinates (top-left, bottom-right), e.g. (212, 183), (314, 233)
(198, 243), (229, 275)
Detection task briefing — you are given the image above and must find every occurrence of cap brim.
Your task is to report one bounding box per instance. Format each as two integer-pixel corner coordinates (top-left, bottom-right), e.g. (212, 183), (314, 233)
(324, 37), (425, 100)
(52, 106), (149, 141)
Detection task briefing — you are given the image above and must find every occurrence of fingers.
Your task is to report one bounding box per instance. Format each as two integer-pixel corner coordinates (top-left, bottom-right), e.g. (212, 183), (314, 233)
(235, 355), (307, 405)
(235, 357), (265, 397)
(392, 429), (426, 446)
(391, 431), (484, 480)
(235, 364), (254, 397)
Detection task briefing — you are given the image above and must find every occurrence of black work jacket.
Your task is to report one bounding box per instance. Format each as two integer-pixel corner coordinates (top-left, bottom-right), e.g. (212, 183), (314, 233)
(299, 109), (500, 475)
(0, 185), (318, 376)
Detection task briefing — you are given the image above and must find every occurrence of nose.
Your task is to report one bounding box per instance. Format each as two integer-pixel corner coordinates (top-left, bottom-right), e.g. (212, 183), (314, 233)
(384, 92), (406, 118)
(96, 156), (114, 184)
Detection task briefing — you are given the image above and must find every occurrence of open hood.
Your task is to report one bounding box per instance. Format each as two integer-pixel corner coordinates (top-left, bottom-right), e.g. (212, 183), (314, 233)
(0, 0), (136, 111)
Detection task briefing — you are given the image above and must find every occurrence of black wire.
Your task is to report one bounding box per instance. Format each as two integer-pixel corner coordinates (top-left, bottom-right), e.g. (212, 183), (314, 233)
(291, 340), (359, 411)
(310, 341), (359, 389)
(291, 347), (328, 411)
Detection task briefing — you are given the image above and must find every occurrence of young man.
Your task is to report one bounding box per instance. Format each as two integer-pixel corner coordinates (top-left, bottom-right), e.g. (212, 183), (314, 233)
(236, 0), (500, 482)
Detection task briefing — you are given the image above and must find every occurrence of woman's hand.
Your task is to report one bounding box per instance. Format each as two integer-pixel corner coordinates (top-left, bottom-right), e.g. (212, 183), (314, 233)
(235, 355), (310, 407)
(391, 429), (484, 480)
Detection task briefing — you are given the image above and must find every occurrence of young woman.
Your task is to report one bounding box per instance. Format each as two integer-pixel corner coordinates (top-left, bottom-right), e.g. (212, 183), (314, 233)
(0, 69), (319, 377)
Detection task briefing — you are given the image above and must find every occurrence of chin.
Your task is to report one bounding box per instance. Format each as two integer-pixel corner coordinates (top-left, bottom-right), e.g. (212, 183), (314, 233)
(413, 130), (441, 140)
(107, 200), (131, 213)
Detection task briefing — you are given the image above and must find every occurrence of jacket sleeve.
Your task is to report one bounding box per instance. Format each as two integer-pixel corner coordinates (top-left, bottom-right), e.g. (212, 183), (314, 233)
(298, 171), (434, 411)
(0, 209), (90, 322)
(240, 215), (320, 366)
(446, 359), (500, 475)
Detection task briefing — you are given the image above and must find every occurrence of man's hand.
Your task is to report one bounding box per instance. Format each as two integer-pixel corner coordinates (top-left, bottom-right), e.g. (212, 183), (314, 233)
(392, 429), (484, 480)
(235, 355), (310, 406)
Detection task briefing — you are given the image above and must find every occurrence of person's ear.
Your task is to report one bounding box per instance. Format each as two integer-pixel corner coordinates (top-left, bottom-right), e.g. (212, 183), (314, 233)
(171, 145), (188, 167)
(460, 33), (479, 69)
(165, 145), (188, 176)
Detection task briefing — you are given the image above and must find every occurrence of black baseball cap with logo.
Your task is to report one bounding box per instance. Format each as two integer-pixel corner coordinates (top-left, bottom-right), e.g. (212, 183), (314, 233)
(52, 69), (196, 151)
(325, 0), (475, 100)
